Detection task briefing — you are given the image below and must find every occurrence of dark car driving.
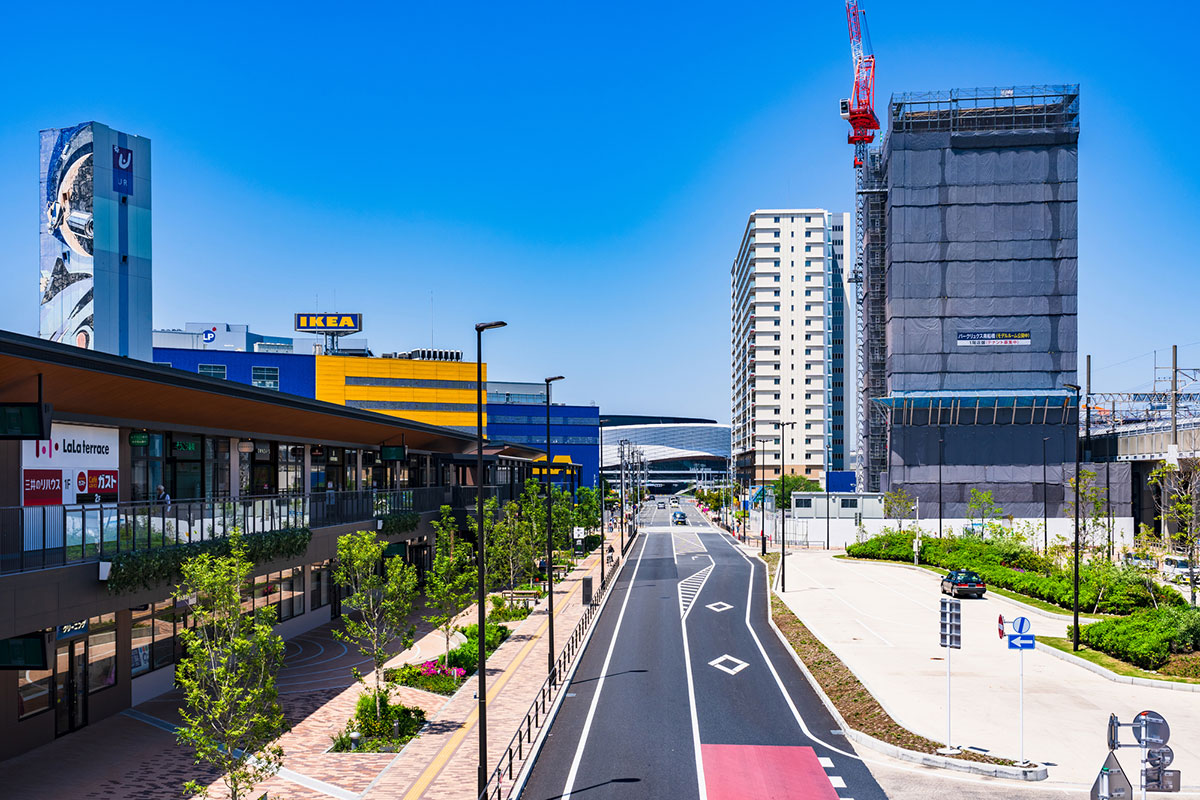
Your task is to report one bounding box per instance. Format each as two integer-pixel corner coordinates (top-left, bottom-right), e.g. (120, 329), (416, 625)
(940, 569), (987, 598)
(672, 510), (687, 525)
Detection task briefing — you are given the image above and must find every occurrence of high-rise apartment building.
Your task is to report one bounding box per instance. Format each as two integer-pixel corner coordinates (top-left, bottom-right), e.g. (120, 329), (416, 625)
(731, 209), (850, 488)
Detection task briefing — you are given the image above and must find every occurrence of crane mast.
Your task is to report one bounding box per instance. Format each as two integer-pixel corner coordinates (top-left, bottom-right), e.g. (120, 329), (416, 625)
(840, 0), (881, 491)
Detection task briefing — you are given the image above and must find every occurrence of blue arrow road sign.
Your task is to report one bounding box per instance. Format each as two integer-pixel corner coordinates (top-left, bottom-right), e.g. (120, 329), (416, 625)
(1008, 634), (1035, 650)
(1011, 616), (1031, 634)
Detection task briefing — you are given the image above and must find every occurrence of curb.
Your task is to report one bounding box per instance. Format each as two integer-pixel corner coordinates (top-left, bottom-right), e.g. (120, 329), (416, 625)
(1035, 640), (1200, 693)
(759, 553), (1049, 782)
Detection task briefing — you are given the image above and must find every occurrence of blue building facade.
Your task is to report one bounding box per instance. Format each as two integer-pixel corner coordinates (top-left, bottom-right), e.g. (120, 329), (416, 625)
(486, 402), (599, 489)
(153, 348), (316, 398)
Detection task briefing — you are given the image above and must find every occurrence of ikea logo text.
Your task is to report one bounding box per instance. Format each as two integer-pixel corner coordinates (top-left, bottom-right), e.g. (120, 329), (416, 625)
(294, 313), (363, 333)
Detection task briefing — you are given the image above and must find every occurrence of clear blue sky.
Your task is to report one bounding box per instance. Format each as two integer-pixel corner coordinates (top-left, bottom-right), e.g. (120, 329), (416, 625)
(1, 1), (1196, 420)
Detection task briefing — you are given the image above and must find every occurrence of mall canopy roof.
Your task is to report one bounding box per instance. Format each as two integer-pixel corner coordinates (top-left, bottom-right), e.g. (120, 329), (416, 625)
(0, 329), (474, 452)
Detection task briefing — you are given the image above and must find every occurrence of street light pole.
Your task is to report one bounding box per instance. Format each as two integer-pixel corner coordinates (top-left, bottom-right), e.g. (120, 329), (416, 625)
(544, 375), (565, 682)
(757, 436), (768, 556)
(1065, 382), (1082, 651)
(779, 422), (796, 592)
(1042, 436), (1050, 553)
(598, 419), (608, 586)
(825, 442), (832, 550)
(473, 320), (505, 799)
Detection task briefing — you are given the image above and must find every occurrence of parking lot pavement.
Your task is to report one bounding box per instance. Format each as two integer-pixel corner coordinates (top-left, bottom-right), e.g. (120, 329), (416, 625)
(777, 550), (1200, 789)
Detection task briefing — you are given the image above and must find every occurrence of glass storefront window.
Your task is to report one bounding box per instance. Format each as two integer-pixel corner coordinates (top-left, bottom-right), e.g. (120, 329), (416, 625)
(152, 601), (176, 670)
(17, 638), (52, 720)
(130, 607), (153, 677)
(311, 561), (331, 609)
(87, 614), (117, 694)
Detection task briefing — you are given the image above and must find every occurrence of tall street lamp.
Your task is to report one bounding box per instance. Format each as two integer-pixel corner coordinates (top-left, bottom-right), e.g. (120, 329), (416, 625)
(544, 375), (565, 682)
(598, 418), (609, 586)
(473, 320), (505, 798)
(1042, 436), (1050, 553)
(779, 422), (797, 591)
(757, 435), (771, 556)
(1065, 382), (1082, 651)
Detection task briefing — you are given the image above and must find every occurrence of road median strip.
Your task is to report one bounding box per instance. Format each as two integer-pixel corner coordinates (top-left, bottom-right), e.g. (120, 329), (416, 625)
(758, 552), (1048, 782)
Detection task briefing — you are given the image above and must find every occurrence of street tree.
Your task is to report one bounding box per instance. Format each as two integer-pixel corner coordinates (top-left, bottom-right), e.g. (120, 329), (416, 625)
(1063, 468), (1111, 553)
(333, 530), (419, 720)
(174, 530), (288, 800)
(425, 505), (478, 666)
(1148, 459), (1200, 605)
(574, 486), (602, 531)
(966, 488), (1002, 536)
(883, 486), (917, 531)
(770, 474), (821, 509)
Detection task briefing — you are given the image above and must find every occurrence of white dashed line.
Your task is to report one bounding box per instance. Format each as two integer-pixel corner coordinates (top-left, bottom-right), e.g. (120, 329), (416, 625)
(829, 776), (847, 788)
(818, 756), (834, 768)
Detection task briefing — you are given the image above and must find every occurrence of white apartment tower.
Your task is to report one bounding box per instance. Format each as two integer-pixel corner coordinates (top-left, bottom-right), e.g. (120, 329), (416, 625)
(730, 209), (850, 487)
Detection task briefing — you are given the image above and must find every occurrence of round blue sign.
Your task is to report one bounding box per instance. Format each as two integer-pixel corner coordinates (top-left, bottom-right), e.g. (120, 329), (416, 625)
(1012, 616), (1031, 634)
(202, 330), (216, 343)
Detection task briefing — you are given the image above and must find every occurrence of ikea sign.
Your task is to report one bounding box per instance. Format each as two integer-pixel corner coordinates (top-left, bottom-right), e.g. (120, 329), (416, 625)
(294, 313), (363, 333)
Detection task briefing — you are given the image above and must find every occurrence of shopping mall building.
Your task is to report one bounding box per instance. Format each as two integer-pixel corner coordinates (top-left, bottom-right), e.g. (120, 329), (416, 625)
(0, 330), (540, 759)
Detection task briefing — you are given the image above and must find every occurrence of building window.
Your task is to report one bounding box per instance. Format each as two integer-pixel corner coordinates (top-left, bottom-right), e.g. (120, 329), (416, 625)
(88, 613), (118, 694)
(796, 498), (813, 508)
(17, 652), (52, 720)
(841, 498), (858, 508)
(198, 364), (227, 380)
(773, 216), (780, 222)
(130, 600), (181, 676)
(773, 245), (780, 252)
(251, 366), (280, 390)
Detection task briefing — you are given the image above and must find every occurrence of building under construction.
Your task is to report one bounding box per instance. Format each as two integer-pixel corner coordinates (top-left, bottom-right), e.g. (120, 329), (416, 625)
(859, 85), (1129, 517)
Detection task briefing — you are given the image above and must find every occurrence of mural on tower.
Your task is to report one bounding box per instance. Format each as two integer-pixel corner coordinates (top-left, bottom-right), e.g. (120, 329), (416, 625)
(39, 123), (95, 349)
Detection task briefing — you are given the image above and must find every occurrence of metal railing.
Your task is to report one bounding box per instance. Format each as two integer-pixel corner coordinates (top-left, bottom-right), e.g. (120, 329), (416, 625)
(0, 483), (519, 576)
(478, 529), (636, 800)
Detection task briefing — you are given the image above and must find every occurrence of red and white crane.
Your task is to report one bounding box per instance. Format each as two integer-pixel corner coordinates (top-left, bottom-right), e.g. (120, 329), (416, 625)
(840, 0), (880, 287)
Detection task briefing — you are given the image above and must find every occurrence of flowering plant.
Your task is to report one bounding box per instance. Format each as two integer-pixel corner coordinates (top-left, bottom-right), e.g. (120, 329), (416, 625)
(418, 660), (466, 679)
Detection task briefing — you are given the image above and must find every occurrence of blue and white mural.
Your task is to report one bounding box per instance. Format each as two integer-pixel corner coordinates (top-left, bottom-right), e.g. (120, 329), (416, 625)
(40, 123), (95, 349)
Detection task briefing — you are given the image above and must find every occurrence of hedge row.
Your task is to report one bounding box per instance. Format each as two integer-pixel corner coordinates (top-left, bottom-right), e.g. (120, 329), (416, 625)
(847, 531), (1184, 614)
(1072, 607), (1200, 669)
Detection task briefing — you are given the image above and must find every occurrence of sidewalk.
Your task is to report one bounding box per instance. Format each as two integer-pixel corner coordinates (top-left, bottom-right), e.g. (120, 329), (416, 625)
(0, 550), (614, 800)
(776, 549), (1200, 787)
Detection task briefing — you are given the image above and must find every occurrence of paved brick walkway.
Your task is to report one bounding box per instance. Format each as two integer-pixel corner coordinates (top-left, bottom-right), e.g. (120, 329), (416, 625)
(0, 551), (614, 800)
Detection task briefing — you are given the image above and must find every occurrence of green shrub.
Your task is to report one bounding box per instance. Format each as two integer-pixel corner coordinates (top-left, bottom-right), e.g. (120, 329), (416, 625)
(330, 689), (426, 751)
(1073, 607), (1200, 669)
(846, 531), (1184, 614)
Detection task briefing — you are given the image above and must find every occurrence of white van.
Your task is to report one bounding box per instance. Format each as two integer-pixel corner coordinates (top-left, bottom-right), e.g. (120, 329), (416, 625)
(1163, 555), (1196, 583)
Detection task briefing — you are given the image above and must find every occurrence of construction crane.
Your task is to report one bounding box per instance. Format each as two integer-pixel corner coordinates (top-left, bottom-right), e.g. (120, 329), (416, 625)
(840, 0), (882, 491)
(840, 0), (879, 283)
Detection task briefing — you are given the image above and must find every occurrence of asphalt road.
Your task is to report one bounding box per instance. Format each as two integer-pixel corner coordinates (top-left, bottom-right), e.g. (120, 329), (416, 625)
(520, 499), (888, 800)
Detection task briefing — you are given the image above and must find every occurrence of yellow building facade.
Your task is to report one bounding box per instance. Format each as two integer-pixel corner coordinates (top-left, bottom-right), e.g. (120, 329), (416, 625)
(314, 355), (485, 432)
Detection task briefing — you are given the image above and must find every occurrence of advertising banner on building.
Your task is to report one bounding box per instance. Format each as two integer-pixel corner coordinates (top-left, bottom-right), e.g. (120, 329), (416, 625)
(20, 423), (119, 505)
(956, 331), (1031, 347)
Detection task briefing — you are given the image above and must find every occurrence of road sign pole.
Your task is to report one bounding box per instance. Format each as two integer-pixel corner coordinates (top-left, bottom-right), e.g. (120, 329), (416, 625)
(1141, 715), (1148, 800)
(1019, 646), (1025, 765)
(946, 645), (952, 751)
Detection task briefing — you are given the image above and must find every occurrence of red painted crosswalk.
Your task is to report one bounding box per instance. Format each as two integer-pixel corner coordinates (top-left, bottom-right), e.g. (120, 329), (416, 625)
(702, 743), (841, 800)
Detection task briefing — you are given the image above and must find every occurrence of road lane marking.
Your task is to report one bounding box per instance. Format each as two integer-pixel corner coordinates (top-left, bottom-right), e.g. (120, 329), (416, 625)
(706, 601), (734, 613)
(708, 654), (750, 675)
(830, 775), (847, 788)
(855, 619), (894, 647)
(819, 756), (834, 768)
(559, 528), (652, 800)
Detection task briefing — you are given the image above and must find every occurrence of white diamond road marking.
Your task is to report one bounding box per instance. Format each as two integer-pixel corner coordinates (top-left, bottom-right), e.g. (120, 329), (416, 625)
(829, 776), (846, 789)
(818, 757), (834, 768)
(705, 601), (733, 613)
(708, 654), (749, 675)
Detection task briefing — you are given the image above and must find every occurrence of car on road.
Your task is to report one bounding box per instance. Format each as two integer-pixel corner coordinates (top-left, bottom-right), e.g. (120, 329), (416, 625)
(672, 510), (687, 525)
(940, 569), (986, 598)
(657, 501), (666, 509)
(670, 497), (680, 507)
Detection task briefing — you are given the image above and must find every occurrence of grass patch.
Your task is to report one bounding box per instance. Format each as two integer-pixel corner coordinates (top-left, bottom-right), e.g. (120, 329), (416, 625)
(765, 553), (1013, 767)
(1039, 636), (1200, 685)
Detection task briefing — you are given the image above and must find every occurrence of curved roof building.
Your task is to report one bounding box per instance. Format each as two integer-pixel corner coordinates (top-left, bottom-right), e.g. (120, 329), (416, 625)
(600, 417), (731, 492)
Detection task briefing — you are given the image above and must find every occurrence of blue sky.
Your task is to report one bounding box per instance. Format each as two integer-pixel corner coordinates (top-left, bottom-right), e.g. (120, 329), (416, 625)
(1, 1), (1197, 420)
